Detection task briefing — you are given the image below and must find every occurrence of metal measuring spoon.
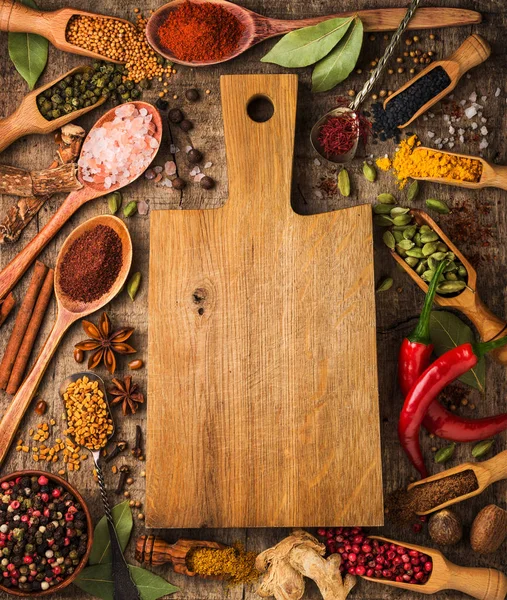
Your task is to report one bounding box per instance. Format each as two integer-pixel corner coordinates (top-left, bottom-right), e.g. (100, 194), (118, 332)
(311, 0), (422, 163)
(60, 371), (141, 600)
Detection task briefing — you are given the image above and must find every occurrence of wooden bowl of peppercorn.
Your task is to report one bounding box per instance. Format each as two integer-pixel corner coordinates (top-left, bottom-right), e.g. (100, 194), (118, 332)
(0, 470), (93, 597)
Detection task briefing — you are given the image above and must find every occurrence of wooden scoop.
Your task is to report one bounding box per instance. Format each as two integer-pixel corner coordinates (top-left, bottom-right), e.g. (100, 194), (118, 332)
(407, 450), (507, 515)
(0, 0), (130, 62)
(0, 101), (161, 303)
(384, 34), (490, 129)
(145, 0), (481, 67)
(391, 209), (507, 365)
(0, 65), (105, 154)
(410, 147), (507, 191)
(0, 215), (132, 468)
(362, 535), (507, 600)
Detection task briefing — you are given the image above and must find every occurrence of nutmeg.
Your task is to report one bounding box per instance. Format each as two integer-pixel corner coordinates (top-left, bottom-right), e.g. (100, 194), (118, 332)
(470, 504), (507, 554)
(428, 508), (463, 546)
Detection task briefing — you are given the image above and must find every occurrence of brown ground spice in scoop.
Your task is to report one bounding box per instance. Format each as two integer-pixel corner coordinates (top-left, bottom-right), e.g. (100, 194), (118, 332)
(59, 225), (122, 303)
(187, 543), (259, 585)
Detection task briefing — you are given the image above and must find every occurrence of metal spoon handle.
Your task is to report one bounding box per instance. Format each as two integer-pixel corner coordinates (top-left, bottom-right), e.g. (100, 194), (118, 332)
(94, 459), (141, 600)
(351, 0), (422, 110)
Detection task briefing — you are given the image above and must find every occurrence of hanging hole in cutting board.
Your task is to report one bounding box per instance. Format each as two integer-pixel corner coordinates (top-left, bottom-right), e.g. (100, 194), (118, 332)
(247, 95), (274, 123)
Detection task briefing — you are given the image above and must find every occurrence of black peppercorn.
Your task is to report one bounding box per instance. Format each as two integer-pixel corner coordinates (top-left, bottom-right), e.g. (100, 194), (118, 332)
(172, 177), (186, 190)
(168, 108), (184, 123)
(155, 98), (168, 111)
(185, 88), (200, 102)
(187, 149), (203, 164)
(200, 176), (215, 190)
(179, 119), (193, 132)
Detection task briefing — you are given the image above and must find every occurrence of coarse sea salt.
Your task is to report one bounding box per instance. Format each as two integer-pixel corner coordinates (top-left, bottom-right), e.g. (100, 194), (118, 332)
(79, 105), (158, 190)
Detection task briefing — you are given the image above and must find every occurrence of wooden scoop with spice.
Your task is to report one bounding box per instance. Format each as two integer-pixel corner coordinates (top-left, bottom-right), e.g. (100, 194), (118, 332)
(406, 450), (507, 515)
(390, 209), (507, 365)
(0, 101), (161, 303)
(362, 536), (507, 600)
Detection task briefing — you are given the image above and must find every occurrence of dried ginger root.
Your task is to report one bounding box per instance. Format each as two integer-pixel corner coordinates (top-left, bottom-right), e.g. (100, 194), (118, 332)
(256, 530), (356, 600)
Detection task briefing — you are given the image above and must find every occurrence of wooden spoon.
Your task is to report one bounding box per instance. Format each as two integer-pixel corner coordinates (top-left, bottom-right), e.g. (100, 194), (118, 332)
(390, 209), (507, 365)
(0, 101), (161, 303)
(410, 147), (507, 191)
(383, 34), (491, 129)
(0, 215), (132, 468)
(0, 65), (105, 154)
(0, 0), (130, 62)
(406, 450), (507, 515)
(362, 535), (507, 600)
(145, 0), (481, 67)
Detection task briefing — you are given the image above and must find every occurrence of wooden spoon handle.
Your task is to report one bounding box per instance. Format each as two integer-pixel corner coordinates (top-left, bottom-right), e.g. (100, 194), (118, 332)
(449, 34), (491, 77)
(483, 450), (507, 485)
(0, 314), (70, 468)
(487, 165), (507, 191)
(0, 189), (90, 302)
(446, 563), (507, 600)
(0, 0), (49, 34)
(0, 110), (33, 153)
(464, 295), (507, 365)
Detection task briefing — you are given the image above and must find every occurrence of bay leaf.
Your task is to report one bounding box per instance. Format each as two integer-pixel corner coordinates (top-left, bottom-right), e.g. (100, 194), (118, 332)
(261, 17), (353, 68)
(311, 17), (363, 93)
(74, 564), (179, 600)
(8, 0), (48, 90)
(429, 311), (485, 391)
(89, 500), (133, 565)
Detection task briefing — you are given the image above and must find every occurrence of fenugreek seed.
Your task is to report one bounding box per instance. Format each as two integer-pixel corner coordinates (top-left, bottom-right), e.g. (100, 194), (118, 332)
(137, 513), (145, 520)
(338, 168), (351, 197)
(377, 193), (396, 204)
(140, 471), (146, 477)
(376, 277), (393, 292)
(126, 477), (134, 485)
(124, 491), (131, 498)
(363, 162), (377, 182)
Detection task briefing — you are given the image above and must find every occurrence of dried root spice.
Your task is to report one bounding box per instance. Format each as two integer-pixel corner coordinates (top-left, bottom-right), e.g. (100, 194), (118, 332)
(187, 544), (259, 585)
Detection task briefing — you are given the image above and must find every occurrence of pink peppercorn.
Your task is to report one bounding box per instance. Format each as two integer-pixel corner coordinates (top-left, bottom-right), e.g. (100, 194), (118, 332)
(23, 556), (32, 564)
(41, 493), (49, 503)
(52, 489), (62, 498)
(10, 501), (20, 510)
(1, 482), (9, 490)
(37, 476), (49, 486)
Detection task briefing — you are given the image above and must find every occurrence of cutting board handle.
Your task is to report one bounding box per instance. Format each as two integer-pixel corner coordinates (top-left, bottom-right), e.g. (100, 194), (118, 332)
(220, 74), (298, 216)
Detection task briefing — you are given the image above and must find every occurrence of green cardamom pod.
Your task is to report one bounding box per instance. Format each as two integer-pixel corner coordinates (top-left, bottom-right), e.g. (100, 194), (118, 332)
(377, 193), (395, 204)
(107, 191), (122, 215)
(405, 256), (419, 268)
(376, 277), (393, 292)
(373, 204), (393, 215)
(422, 242), (438, 257)
(393, 231), (404, 243)
(436, 280), (466, 294)
(436, 242), (448, 252)
(445, 272), (458, 281)
(471, 439), (494, 459)
(419, 225), (431, 233)
(420, 231), (439, 243)
(458, 265), (468, 278)
(382, 231), (396, 250)
(426, 198), (450, 214)
(406, 180), (419, 202)
(403, 226), (416, 240)
(127, 272), (142, 301)
(123, 201), (138, 218)
(435, 443), (456, 464)
(422, 269), (436, 282)
(338, 168), (351, 197)
(405, 247), (424, 259)
(430, 252), (447, 262)
(396, 245), (408, 258)
(415, 261), (426, 275)
(398, 239), (415, 251)
(393, 214), (412, 227)
(363, 162), (377, 182)
(413, 232), (422, 247)
(373, 215), (394, 227)
(390, 207), (411, 218)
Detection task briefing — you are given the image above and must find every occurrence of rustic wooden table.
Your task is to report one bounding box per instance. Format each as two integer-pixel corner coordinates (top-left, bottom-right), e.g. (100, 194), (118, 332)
(0, 0), (505, 598)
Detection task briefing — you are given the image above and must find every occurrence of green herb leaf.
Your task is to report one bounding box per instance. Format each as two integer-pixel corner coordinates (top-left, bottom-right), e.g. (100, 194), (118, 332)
(311, 17), (363, 93)
(7, 0), (48, 90)
(89, 501), (133, 565)
(74, 564), (179, 600)
(261, 17), (354, 68)
(429, 311), (485, 391)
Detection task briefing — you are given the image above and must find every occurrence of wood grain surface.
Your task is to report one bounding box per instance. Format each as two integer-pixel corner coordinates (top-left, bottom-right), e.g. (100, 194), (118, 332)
(0, 0), (506, 598)
(147, 74), (382, 529)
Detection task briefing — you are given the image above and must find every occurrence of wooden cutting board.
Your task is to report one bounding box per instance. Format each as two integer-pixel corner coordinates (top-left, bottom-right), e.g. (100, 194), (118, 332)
(146, 74), (383, 528)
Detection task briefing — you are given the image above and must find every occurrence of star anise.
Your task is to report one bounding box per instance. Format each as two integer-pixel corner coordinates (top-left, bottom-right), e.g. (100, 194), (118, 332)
(109, 376), (144, 416)
(75, 312), (135, 374)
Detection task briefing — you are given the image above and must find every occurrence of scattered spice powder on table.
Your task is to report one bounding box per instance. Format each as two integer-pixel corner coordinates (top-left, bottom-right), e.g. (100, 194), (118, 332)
(156, 1), (245, 63)
(59, 225), (122, 303)
(187, 543), (259, 584)
(376, 135), (483, 188)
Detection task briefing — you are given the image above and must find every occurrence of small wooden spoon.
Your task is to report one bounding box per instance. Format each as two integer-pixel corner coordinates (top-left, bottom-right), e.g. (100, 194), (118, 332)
(0, 215), (132, 468)
(411, 147), (507, 191)
(362, 535), (507, 600)
(0, 0), (130, 62)
(406, 450), (507, 515)
(0, 65), (105, 154)
(391, 209), (507, 365)
(145, 0), (481, 67)
(0, 101), (161, 303)
(383, 34), (491, 129)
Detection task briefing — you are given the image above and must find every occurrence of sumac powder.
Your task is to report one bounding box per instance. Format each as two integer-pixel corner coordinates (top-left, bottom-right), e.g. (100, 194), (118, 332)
(59, 225), (122, 303)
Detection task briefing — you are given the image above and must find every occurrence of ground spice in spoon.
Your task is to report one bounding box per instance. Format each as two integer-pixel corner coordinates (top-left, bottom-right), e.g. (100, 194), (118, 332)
(187, 543), (259, 584)
(59, 224), (122, 303)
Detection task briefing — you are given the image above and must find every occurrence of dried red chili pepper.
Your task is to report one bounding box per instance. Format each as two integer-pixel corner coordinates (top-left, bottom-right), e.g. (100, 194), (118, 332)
(399, 336), (507, 478)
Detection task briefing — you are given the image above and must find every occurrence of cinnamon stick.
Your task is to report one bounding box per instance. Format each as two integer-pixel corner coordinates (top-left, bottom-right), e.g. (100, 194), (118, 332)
(0, 261), (48, 390)
(0, 293), (16, 328)
(6, 269), (54, 395)
(0, 164), (81, 197)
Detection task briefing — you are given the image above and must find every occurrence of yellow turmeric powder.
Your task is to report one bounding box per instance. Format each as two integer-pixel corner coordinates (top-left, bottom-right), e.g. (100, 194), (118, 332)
(376, 135), (483, 188)
(187, 543), (259, 585)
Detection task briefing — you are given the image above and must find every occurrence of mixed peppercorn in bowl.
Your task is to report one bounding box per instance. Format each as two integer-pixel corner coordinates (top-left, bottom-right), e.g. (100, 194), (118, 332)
(0, 470), (92, 596)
